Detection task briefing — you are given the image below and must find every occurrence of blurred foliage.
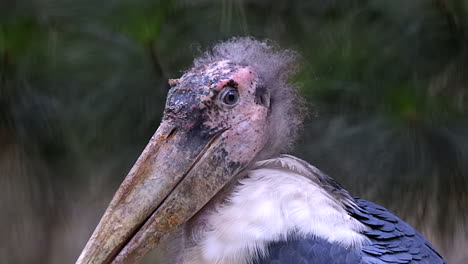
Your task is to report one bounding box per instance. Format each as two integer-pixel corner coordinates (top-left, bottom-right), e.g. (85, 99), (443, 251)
(1, 0), (468, 263)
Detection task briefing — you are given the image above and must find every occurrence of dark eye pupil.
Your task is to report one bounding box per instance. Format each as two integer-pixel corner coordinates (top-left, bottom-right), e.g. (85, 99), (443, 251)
(224, 90), (238, 105)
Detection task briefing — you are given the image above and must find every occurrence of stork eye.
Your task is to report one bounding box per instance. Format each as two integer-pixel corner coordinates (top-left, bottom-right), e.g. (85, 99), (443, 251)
(218, 86), (239, 108)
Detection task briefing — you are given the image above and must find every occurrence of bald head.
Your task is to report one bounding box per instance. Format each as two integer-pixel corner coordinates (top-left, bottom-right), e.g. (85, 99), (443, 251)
(165, 59), (270, 165)
(191, 37), (305, 159)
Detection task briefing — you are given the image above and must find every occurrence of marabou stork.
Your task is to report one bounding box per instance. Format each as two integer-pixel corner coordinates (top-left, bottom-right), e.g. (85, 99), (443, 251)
(76, 38), (447, 264)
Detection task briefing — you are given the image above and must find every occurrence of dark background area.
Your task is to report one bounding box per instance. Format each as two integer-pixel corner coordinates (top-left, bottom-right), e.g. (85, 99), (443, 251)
(1, 0), (467, 263)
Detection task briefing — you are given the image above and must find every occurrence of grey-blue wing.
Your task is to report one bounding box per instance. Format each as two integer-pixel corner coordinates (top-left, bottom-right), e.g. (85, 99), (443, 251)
(355, 198), (446, 264)
(256, 237), (364, 264)
(257, 198), (446, 264)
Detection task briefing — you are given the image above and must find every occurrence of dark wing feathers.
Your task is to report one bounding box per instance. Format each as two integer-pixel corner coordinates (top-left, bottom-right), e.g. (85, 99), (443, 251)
(355, 199), (445, 264)
(257, 237), (364, 264)
(258, 198), (446, 264)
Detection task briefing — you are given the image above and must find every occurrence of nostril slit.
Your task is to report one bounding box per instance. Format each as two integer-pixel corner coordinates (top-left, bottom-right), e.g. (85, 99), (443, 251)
(166, 127), (177, 140)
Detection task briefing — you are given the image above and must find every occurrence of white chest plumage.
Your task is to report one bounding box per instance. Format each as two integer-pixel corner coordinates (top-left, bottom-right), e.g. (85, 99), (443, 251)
(178, 155), (369, 264)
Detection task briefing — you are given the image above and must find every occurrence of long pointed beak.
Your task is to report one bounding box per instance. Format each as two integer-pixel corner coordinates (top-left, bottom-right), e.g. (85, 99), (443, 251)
(76, 121), (242, 264)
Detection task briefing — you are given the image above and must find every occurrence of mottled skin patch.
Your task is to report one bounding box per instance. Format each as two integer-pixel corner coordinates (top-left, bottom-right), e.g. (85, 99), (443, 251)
(165, 60), (269, 167)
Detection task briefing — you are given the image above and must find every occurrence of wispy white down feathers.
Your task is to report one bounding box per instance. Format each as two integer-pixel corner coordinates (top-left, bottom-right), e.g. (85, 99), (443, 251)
(181, 155), (370, 264)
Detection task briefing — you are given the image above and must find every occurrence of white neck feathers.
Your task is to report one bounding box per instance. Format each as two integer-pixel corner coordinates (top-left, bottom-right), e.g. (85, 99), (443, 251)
(181, 155), (369, 264)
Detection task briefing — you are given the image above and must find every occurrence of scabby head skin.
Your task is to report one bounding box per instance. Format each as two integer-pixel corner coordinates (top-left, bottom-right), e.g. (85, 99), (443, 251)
(164, 60), (271, 167)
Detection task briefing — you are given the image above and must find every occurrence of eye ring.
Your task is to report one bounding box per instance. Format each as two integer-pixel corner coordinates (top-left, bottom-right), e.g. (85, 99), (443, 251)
(217, 86), (239, 108)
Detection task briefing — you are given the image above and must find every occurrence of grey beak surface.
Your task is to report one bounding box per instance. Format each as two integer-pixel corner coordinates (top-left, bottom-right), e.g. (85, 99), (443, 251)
(76, 120), (242, 264)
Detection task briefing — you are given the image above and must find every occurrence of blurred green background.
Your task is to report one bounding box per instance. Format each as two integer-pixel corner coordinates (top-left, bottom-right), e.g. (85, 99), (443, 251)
(1, 0), (467, 263)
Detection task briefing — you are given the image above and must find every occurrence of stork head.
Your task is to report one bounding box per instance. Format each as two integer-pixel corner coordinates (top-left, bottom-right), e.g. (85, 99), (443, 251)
(76, 38), (303, 264)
